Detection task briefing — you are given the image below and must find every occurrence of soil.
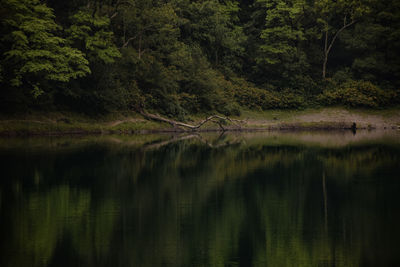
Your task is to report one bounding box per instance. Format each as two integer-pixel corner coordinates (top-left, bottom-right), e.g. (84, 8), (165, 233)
(245, 108), (400, 129)
(1, 108), (399, 135)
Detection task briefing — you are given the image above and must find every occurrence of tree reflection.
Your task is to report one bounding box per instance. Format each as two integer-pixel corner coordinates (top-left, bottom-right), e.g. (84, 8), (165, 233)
(0, 133), (399, 266)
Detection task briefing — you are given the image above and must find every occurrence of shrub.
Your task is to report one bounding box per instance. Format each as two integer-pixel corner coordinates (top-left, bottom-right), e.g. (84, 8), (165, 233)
(233, 78), (306, 110)
(317, 80), (392, 108)
(232, 78), (276, 109)
(216, 101), (241, 116)
(178, 93), (201, 113)
(274, 89), (305, 109)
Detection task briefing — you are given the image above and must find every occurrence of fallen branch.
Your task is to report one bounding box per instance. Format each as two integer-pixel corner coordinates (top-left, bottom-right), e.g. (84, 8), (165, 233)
(139, 110), (246, 131)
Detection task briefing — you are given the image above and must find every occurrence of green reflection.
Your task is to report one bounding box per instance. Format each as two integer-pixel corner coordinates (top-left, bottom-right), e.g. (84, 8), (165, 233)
(7, 186), (91, 266)
(2, 184), (118, 267)
(0, 131), (399, 266)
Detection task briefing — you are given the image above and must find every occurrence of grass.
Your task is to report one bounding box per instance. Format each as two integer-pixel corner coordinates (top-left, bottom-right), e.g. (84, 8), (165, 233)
(0, 111), (166, 135)
(11, 121), (164, 135)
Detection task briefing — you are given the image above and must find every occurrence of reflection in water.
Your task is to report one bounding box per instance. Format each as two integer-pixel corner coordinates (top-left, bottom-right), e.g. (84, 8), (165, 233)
(0, 131), (399, 267)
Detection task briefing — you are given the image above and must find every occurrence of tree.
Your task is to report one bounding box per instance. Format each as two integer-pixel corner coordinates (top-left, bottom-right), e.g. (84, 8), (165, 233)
(66, 9), (121, 64)
(340, 0), (400, 87)
(177, 0), (246, 71)
(315, 0), (371, 78)
(0, 0), (90, 97)
(256, 0), (309, 85)
(106, 0), (189, 114)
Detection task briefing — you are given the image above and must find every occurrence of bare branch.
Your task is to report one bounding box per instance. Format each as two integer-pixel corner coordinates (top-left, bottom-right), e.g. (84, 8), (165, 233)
(121, 36), (137, 48)
(326, 19), (356, 55)
(110, 11), (118, 19)
(138, 48), (146, 58)
(323, 18), (357, 78)
(139, 110), (246, 131)
(109, 0), (135, 19)
(120, 25), (156, 49)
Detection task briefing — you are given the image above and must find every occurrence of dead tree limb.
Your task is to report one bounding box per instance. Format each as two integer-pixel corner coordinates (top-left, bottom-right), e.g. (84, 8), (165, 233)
(139, 110), (246, 131)
(322, 16), (357, 78)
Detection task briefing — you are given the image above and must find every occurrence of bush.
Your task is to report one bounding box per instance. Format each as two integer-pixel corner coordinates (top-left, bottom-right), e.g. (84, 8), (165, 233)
(178, 93), (201, 113)
(290, 75), (320, 95)
(216, 101), (241, 116)
(317, 80), (392, 108)
(231, 78), (274, 109)
(233, 78), (305, 110)
(332, 68), (353, 83)
(275, 89), (306, 109)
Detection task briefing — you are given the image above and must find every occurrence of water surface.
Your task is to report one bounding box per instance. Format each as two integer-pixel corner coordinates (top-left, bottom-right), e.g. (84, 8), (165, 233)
(1, 131), (399, 267)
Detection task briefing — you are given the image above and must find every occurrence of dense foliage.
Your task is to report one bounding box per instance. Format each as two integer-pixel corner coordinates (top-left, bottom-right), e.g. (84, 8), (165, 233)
(0, 0), (399, 115)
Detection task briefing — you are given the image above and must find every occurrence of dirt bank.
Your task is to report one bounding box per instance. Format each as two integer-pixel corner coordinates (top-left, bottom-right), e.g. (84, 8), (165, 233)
(0, 108), (399, 136)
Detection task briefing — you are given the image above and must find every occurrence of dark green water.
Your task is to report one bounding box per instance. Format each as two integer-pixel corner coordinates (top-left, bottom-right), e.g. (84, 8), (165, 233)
(1, 132), (400, 267)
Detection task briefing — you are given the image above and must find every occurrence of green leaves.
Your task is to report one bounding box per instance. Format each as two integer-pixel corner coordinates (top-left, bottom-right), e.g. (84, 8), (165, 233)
(66, 10), (121, 64)
(0, 0), (399, 111)
(259, 0), (306, 60)
(257, 0), (308, 81)
(0, 0), (90, 97)
(178, 0), (246, 68)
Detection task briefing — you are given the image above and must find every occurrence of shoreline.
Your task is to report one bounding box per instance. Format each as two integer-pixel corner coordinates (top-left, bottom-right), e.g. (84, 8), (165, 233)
(1, 107), (399, 136)
(0, 123), (398, 137)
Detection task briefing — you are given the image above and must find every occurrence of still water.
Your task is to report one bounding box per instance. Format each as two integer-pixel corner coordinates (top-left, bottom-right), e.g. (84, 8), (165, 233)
(0, 131), (399, 267)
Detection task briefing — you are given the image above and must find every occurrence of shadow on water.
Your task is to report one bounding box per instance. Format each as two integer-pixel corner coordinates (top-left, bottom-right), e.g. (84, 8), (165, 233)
(0, 130), (400, 267)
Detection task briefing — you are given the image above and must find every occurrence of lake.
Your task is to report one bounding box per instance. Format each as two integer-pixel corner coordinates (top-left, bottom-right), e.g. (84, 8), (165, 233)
(0, 131), (399, 267)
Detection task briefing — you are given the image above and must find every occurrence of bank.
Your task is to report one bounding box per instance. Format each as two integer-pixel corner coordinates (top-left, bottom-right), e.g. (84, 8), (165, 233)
(1, 107), (399, 136)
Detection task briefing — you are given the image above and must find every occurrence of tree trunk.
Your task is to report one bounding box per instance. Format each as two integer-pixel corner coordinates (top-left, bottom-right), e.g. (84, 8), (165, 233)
(322, 31), (328, 79)
(322, 19), (356, 79)
(138, 34), (142, 59)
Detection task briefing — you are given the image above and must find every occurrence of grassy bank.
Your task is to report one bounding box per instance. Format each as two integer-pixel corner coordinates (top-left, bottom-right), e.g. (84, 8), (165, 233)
(0, 111), (166, 136)
(1, 107), (399, 136)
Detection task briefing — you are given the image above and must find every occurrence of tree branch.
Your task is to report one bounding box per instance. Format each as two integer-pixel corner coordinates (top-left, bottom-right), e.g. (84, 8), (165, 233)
(120, 25), (155, 49)
(139, 110), (246, 131)
(109, 0), (135, 19)
(110, 11), (118, 19)
(121, 36), (137, 48)
(326, 19), (357, 56)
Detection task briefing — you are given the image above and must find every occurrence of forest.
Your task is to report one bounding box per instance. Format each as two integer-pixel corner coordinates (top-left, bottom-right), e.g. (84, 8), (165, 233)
(1, 0), (399, 118)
